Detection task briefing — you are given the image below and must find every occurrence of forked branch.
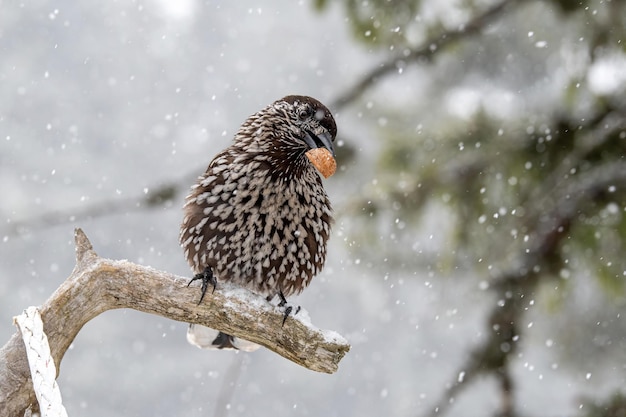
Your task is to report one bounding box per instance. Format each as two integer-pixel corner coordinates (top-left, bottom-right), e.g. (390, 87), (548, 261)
(0, 228), (350, 417)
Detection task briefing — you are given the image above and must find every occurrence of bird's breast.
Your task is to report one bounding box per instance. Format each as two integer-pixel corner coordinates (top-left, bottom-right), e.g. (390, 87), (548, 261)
(182, 159), (332, 298)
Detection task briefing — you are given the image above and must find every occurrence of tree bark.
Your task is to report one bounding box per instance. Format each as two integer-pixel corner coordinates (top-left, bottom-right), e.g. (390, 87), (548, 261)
(0, 228), (350, 417)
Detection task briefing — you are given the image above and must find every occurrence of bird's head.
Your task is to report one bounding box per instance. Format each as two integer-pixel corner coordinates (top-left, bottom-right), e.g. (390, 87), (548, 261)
(276, 95), (337, 158)
(235, 95), (337, 179)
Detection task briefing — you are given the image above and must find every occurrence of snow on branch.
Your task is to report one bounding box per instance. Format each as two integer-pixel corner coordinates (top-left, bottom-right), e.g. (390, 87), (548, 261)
(0, 228), (350, 417)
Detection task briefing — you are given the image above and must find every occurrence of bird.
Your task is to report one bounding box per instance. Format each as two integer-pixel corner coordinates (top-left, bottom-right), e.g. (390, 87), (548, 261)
(179, 95), (337, 351)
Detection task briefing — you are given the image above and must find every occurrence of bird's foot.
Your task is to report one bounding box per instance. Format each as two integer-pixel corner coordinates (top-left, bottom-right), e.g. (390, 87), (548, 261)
(275, 291), (301, 327)
(187, 266), (216, 304)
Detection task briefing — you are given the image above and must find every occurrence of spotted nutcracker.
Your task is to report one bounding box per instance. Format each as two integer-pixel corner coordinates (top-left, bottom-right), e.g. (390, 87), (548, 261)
(180, 95), (337, 350)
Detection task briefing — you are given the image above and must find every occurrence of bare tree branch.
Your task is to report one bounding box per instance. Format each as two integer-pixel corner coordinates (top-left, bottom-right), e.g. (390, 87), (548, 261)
(0, 228), (350, 417)
(330, 0), (523, 110)
(3, 178), (191, 238)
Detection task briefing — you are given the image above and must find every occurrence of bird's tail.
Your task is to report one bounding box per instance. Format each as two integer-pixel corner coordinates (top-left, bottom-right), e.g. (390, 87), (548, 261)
(187, 324), (260, 352)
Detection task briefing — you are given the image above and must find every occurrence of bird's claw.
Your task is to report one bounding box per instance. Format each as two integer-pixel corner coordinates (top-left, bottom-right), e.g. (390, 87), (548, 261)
(187, 266), (216, 304)
(276, 291), (300, 327)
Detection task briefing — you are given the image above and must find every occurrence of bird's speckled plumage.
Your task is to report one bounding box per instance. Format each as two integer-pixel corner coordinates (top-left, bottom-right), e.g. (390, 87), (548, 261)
(180, 95), (336, 350)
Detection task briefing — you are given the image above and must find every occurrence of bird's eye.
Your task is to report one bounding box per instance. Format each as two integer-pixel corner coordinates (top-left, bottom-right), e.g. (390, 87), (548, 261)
(298, 108), (311, 120)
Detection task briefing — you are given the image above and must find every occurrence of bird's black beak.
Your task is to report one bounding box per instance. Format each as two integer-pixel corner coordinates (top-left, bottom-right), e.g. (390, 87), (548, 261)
(304, 130), (336, 157)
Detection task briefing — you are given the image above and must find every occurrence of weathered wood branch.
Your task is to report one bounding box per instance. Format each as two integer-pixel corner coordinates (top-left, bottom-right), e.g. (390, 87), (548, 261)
(0, 228), (350, 416)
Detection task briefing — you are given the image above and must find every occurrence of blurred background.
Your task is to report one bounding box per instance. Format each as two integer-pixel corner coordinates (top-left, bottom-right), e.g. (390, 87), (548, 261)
(1, 0), (626, 416)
